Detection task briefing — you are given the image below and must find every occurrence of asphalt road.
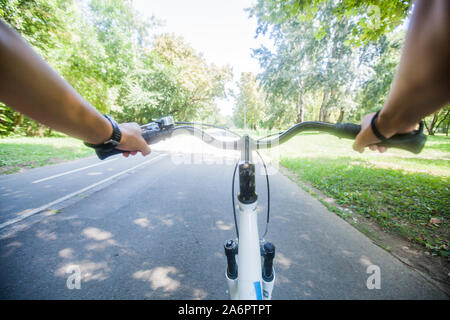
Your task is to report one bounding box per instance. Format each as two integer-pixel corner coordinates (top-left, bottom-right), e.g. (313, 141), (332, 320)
(0, 148), (447, 299)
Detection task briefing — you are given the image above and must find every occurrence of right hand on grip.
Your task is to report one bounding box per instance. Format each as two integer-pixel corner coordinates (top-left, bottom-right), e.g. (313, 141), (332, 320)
(334, 122), (426, 154)
(351, 112), (427, 154)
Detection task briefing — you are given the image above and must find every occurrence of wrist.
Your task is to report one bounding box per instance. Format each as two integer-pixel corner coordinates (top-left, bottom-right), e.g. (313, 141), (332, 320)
(84, 115), (122, 148)
(82, 111), (113, 145)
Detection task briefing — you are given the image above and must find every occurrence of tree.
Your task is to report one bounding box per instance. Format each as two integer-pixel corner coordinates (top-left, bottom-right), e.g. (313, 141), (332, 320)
(114, 34), (232, 123)
(0, 0), (232, 135)
(87, 0), (152, 87)
(251, 1), (363, 125)
(253, 17), (317, 124)
(150, 34), (232, 122)
(0, 0), (69, 135)
(0, 0), (138, 133)
(356, 30), (404, 120)
(424, 107), (450, 136)
(233, 72), (266, 129)
(0, 0), (66, 55)
(248, 0), (412, 45)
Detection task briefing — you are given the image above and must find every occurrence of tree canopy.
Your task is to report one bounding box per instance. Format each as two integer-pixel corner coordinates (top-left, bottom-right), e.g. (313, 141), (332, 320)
(0, 0), (447, 136)
(0, 0), (231, 136)
(233, 0), (447, 134)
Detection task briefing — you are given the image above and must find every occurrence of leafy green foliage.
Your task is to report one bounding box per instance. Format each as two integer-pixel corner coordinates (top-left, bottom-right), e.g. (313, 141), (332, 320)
(232, 72), (266, 129)
(249, 1), (366, 127)
(0, 0), (66, 55)
(248, 0), (412, 45)
(0, 0), (232, 136)
(236, 0), (415, 130)
(356, 31), (405, 119)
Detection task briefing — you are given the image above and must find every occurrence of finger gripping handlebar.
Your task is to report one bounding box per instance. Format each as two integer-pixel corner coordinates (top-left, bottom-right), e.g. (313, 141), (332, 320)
(93, 128), (172, 160)
(334, 122), (427, 154)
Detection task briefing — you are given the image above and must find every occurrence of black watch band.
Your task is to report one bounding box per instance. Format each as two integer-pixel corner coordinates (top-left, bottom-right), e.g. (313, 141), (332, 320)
(370, 110), (388, 142)
(84, 115), (122, 150)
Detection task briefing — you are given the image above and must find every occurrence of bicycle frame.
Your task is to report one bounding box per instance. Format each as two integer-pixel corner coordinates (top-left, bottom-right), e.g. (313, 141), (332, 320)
(225, 200), (275, 300)
(223, 135), (275, 300)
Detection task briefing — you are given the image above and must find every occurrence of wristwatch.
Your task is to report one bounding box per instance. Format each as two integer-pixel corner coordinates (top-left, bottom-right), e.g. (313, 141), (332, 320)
(84, 114), (122, 151)
(370, 110), (388, 142)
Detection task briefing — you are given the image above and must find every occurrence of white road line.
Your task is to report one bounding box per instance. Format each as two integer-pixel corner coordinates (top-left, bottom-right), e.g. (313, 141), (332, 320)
(0, 154), (167, 230)
(32, 158), (119, 184)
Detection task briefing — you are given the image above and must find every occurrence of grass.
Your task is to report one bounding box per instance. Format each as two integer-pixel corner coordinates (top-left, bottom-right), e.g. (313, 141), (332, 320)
(0, 136), (94, 174)
(261, 133), (449, 257)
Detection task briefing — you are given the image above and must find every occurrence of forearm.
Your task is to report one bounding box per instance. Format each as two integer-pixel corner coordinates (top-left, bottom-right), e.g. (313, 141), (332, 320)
(377, 0), (450, 137)
(0, 19), (111, 144)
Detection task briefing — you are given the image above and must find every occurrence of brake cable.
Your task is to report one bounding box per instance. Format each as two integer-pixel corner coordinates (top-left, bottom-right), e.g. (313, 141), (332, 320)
(171, 122), (271, 239)
(256, 150), (270, 238)
(231, 150), (271, 240)
(231, 160), (239, 239)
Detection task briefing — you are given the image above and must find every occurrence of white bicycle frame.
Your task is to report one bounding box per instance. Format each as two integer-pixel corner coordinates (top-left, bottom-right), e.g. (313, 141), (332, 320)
(225, 199), (275, 300)
(221, 131), (276, 300)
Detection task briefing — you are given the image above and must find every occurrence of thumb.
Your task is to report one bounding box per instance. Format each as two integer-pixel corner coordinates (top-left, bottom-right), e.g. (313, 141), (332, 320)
(353, 125), (381, 153)
(352, 138), (365, 153)
(139, 141), (151, 156)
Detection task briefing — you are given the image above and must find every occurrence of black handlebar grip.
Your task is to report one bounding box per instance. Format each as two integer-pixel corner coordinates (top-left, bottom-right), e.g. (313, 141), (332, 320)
(141, 129), (161, 144)
(334, 122), (427, 154)
(94, 147), (124, 160)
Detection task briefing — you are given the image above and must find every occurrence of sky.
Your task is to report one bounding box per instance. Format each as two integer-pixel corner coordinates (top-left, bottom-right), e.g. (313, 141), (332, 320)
(132, 0), (272, 116)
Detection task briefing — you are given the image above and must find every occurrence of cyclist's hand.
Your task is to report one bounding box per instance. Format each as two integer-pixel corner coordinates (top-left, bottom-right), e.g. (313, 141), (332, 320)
(353, 113), (386, 153)
(353, 112), (417, 153)
(116, 122), (151, 157)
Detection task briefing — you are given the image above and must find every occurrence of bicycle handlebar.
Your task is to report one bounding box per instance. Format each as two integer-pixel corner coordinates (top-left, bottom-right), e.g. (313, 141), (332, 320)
(256, 121), (427, 154)
(93, 119), (427, 160)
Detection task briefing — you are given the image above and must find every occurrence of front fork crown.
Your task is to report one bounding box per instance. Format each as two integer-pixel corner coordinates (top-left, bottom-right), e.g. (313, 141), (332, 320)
(224, 239), (276, 300)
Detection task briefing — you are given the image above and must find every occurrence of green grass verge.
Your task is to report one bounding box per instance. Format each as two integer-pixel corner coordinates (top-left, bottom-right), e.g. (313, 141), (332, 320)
(262, 133), (449, 257)
(0, 136), (94, 174)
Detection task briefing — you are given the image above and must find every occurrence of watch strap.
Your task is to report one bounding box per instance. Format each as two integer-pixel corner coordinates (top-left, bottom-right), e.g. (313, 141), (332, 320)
(84, 115), (122, 149)
(370, 110), (388, 142)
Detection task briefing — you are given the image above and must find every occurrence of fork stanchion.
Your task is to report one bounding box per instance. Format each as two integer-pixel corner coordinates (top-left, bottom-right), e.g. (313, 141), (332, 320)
(224, 239), (239, 300)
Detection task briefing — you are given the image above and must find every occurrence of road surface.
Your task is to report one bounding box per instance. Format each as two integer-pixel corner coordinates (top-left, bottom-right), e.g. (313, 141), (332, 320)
(0, 147), (447, 299)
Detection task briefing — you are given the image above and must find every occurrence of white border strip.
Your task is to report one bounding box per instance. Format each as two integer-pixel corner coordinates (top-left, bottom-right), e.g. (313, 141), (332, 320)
(0, 154), (166, 230)
(32, 158), (119, 184)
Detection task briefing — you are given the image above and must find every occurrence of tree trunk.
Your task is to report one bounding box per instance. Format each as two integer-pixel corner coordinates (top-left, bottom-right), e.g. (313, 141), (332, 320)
(337, 107), (344, 123)
(425, 112), (439, 135)
(323, 110), (330, 123)
(296, 94), (304, 123)
(319, 89), (330, 121)
(434, 109), (449, 135)
(13, 113), (23, 133)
